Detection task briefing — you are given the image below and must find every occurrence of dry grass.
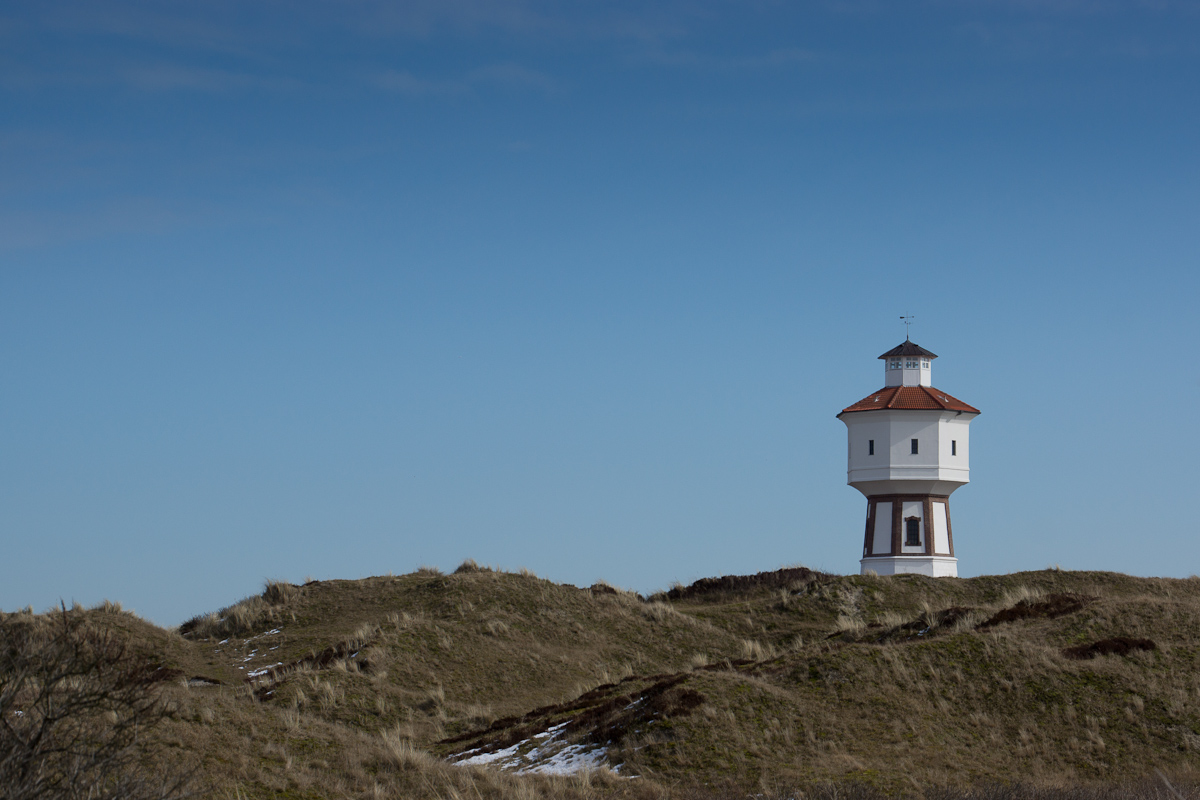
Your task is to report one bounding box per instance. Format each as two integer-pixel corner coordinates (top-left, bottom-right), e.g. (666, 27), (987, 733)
(832, 613), (867, 634)
(180, 579), (304, 641)
(11, 566), (1200, 799)
(1001, 583), (1047, 607)
(454, 559), (494, 574)
(740, 639), (778, 661)
(641, 601), (680, 622)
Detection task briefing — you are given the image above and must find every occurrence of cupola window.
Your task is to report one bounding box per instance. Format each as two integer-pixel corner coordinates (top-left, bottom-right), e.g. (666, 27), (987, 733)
(889, 359), (901, 369)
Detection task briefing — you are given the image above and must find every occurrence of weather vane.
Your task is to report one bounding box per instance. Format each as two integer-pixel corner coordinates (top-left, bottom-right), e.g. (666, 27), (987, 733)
(900, 314), (915, 340)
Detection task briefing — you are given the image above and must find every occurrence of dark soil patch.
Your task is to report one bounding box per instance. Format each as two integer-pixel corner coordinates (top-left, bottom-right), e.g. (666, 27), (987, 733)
(698, 658), (758, 671)
(979, 593), (1094, 629)
(823, 606), (978, 644)
(1063, 637), (1156, 660)
(439, 673), (705, 757)
(566, 674), (704, 746)
(666, 567), (825, 601)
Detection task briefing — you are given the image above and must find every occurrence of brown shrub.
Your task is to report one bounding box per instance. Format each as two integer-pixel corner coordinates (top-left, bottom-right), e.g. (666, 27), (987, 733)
(666, 567), (824, 601)
(1064, 637), (1157, 660)
(979, 593), (1094, 628)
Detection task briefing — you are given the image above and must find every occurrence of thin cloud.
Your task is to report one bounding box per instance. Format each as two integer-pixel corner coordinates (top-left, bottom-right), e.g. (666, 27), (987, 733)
(0, 196), (219, 251)
(27, 2), (254, 56)
(633, 46), (821, 72)
(759, 48), (820, 66)
(373, 63), (558, 97)
(343, 0), (697, 42)
(373, 70), (467, 97)
(347, 0), (561, 38)
(1, 63), (297, 93)
(120, 65), (296, 92)
(468, 63), (557, 93)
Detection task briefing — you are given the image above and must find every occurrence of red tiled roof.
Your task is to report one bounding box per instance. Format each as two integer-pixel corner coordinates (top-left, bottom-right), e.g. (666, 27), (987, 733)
(839, 386), (980, 415)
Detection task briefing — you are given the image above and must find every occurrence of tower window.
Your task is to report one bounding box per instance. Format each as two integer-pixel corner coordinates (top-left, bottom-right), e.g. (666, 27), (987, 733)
(905, 518), (920, 547)
(911, 438), (919, 455)
(952, 440), (957, 456)
(889, 359), (901, 369)
(868, 439), (874, 455)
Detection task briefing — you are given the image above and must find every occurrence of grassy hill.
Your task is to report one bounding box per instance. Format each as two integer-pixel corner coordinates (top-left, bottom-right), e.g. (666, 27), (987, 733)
(5, 564), (1200, 799)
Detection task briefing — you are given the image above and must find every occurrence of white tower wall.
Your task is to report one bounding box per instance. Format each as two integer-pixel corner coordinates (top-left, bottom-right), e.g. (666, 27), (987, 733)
(838, 340), (979, 579)
(842, 410), (975, 497)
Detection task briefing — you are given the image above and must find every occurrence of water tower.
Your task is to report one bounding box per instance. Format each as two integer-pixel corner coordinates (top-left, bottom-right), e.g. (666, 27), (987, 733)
(837, 338), (980, 577)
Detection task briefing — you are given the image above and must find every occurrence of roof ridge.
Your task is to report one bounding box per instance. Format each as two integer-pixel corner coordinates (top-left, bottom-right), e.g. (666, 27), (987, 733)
(919, 385), (947, 409)
(873, 386), (896, 409)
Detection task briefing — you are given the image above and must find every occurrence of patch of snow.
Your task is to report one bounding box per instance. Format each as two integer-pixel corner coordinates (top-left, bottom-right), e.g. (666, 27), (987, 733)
(454, 740), (526, 767)
(449, 721), (616, 776)
(521, 743), (607, 775)
(533, 722), (568, 738)
(247, 663), (283, 678)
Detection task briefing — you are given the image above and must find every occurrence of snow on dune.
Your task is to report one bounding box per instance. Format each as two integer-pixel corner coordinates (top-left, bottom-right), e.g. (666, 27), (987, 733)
(450, 722), (616, 776)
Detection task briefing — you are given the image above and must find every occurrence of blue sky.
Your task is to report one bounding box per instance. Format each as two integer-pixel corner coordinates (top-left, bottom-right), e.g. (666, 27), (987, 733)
(2, 1), (1198, 626)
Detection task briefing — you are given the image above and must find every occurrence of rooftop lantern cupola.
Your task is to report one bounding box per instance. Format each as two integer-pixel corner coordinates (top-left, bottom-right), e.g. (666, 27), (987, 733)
(881, 339), (935, 387)
(836, 338), (980, 578)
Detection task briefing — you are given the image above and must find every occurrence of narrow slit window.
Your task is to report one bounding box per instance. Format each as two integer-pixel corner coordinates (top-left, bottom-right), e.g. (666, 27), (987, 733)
(952, 440), (957, 456)
(911, 438), (919, 455)
(868, 439), (875, 456)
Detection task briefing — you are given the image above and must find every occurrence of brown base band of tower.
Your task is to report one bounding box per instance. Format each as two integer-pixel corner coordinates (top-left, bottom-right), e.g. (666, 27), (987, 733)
(862, 494), (954, 558)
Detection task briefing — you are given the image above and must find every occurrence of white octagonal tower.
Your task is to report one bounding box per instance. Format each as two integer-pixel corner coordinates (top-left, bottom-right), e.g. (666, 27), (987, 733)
(836, 340), (980, 577)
